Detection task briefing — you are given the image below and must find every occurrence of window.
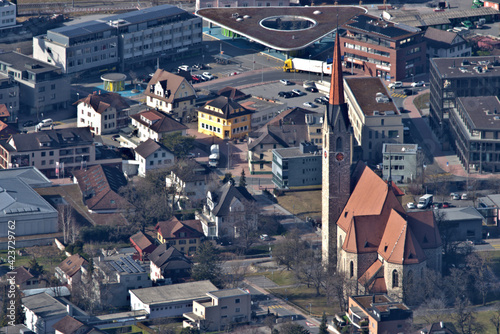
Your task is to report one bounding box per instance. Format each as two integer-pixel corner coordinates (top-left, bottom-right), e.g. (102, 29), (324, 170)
(392, 270), (399, 288)
(189, 239), (197, 244)
(150, 161), (154, 165)
(38, 87), (45, 93)
(41, 152), (46, 157)
(350, 261), (354, 278)
(236, 308), (240, 313)
(235, 298), (240, 304)
(179, 240), (186, 245)
(336, 137), (342, 151)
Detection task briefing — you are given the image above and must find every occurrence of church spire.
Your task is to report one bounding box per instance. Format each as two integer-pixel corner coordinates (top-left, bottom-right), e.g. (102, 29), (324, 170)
(329, 29), (344, 106)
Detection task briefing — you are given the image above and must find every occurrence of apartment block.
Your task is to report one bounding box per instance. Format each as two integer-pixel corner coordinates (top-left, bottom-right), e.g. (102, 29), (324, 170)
(33, 5), (202, 74)
(382, 143), (418, 183)
(0, 74), (19, 120)
(0, 52), (69, 116)
(344, 77), (404, 164)
(340, 14), (426, 81)
(0, 1), (16, 29)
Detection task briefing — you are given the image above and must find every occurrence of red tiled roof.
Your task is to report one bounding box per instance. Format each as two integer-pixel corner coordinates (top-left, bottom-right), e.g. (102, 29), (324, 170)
(358, 259), (383, 286)
(57, 254), (87, 278)
(130, 109), (188, 135)
(75, 92), (130, 114)
(370, 277), (387, 294)
(0, 104), (10, 118)
(53, 316), (86, 334)
(130, 231), (156, 251)
(155, 217), (204, 239)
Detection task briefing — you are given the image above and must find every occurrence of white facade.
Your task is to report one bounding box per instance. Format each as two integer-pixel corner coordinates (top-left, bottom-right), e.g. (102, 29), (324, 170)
(196, 0), (289, 10)
(77, 100), (128, 135)
(146, 80), (196, 117)
(136, 147), (174, 177)
(382, 143), (418, 183)
(0, 1), (16, 28)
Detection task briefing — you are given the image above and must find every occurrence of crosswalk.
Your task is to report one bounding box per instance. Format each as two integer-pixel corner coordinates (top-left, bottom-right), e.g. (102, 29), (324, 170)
(267, 305), (283, 309)
(491, 243), (500, 249)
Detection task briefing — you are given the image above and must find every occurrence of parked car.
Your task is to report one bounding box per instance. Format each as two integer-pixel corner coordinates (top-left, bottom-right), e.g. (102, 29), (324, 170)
(202, 72), (214, 80)
(39, 118), (53, 127)
(407, 202), (416, 209)
(303, 102), (318, 108)
(191, 75), (200, 82)
(260, 234), (270, 241)
(388, 81), (403, 89)
(411, 81), (425, 87)
(111, 134), (120, 141)
(461, 193), (468, 200)
(292, 89), (306, 96)
(403, 88), (413, 96)
(451, 193), (460, 200)
(305, 86), (318, 92)
(321, 96), (329, 103)
(433, 203), (443, 209)
(314, 97), (327, 105)
(279, 91), (293, 98)
(178, 65), (190, 71)
(462, 20), (473, 29)
(23, 120), (34, 127)
(280, 79), (292, 85)
(442, 202), (450, 208)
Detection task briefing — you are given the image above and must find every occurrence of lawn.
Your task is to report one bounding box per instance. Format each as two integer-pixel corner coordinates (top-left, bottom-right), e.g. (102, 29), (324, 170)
(0, 245), (65, 276)
(414, 92), (430, 112)
(269, 285), (340, 317)
(262, 269), (296, 286)
(276, 190), (321, 221)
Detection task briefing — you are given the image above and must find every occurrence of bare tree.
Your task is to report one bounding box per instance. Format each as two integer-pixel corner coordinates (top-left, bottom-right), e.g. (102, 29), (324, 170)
(232, 199), (259, 254)
(466, 252), (497, 305)
(273, 229), (307, 271)
(222, 260), (249, 289)
(414, 298), (447, 325)
(294, 248), (325, 296)
(58, 204), (75, 244)
(325, 270), (357, 313)
(491, 303), (500, 334)
(452, 297), (484, 334)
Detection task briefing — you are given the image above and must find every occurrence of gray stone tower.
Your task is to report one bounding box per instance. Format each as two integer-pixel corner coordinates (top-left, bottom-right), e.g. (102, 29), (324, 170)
(321, 31), (353, 270)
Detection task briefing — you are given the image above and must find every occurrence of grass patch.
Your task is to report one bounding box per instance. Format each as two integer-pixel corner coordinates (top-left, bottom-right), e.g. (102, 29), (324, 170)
(261, 269), (296, 286)
(270, 285), (339, 317)
(0, 245), (65, 276)
(413, 92), (430, 112)
(277, 190), (321, 220)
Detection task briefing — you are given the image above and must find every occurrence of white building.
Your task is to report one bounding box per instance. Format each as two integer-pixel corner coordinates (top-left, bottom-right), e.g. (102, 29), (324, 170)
(33, 5), (202, 74)
(129, 281), (217, 319)
(423, 27), (471, 59)
(130, 109), (188, 142)
(76, 92), (130, 135)
(145, 69), (197, 119)
(23, 293), (68, 334)
(134, 139), (174, 177)
(0, 1), (16, 28)
(382, 143), (419, 184)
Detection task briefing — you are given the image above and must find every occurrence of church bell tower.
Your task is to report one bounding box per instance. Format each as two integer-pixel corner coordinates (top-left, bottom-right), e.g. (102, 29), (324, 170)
(321, 30), (353, 270)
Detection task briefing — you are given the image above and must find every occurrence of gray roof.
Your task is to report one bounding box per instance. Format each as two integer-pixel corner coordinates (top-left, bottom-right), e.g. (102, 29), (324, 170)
(382, 143), (418, 154)
(22, 293), (67, 319)
(2, 127), (94, 153)
(423, 27), (460, 48)
(149, 243), (191, 270)
(0, 52), (62, 74)
(457, 96), (500, 131)
(0, 178), (57, 217)
(430, 56), (500, 79)
(435, 206), (484, 221)
(479, 194), (500, 207)
(130, 280), (217, 305)
(210, 182), (255, 217)
(273, 146), (321, 159)
(0, 167), (52, 187)
(208, 288), (248, 299)
(135, 139), (170, 159)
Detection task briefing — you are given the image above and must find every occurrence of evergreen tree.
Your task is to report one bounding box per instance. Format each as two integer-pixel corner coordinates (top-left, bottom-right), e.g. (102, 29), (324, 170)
(28, 257), (44, 277)
(191, 241), (224, 288)
(239, 169), (247, 188)
(319, 312), (328, 334)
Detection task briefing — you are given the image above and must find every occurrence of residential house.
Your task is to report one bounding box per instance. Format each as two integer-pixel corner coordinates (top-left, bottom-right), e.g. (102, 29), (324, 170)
(414, 322), (456, 334)
(145, 69), (197, 119)
(155, 216), (204, 255)
(434, 207), (484, 243)
(72, 164), (129, 213)
(76, 92), (130, 135)
(0, 127), (122, 177)
(134, 139), (174, 177)
(272, 142), (322, 189)
(336, 163), (442, 301)
(0, 52), (69, 116)
(149, 243), (192, 283)
(429, 56), (500, 147)
(348, 294), (413, 333)
(382, 143), (419, 183)
(129, 280), (217, 319)
(166, 159), (215, 207)
(0, 120), (18, 140)
(247, 107), (322, 174)
(197, 181), (257, 239)
(183, 289), (251, 331)
(130, 109), (188, 142)
(0, 175), (58, 250)
(423, 27), (471, 59)
(53, 316), (106, 334)
(90, 254), (152, 308)
(197, 96), (253, 140)
(130, 231), (157, 261)
(340, 14), (427, 81)
(33, 5), (202, 74)
(216, 87), (249, 101)
(477, 194), (500, 230)
(14, 266), (48, 290)
(0, 75), (19, 120)
(0, 0), (16, 28)
(344, 77), (404, 164)
(55, 254), (88, 287)
(22, 293), (69, 334)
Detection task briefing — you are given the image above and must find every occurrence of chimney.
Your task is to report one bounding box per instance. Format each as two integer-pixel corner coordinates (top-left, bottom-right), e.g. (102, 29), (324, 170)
(67, 304), (73, 316)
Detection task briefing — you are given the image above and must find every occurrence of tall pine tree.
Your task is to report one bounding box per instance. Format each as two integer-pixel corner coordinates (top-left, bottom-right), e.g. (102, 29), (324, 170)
(239, 169), (247, 188)
(319, 311), (328, 334)
(191, 241), (224, 288)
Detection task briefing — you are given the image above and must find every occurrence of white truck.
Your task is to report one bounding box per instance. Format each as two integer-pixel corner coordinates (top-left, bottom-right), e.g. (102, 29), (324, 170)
(417, 194), (433, 209)
(283, 58), (332, 75)
(208, 144), (220, 167)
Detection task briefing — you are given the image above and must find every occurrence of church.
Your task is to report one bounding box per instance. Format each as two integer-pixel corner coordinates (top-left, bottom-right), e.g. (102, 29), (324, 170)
(321, 32), (442, 301)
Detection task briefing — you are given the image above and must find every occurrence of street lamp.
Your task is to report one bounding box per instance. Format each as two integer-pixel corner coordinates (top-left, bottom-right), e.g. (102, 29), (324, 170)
(308, 55), (311, 81)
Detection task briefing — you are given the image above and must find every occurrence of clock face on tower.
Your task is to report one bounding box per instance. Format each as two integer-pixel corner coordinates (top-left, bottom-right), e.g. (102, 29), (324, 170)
(336, 152), (344, 162)
(324, 150), (327, 159)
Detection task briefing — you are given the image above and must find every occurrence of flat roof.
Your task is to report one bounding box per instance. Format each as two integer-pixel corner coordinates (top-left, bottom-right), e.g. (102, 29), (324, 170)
(344, 77), (399, 116)
(0, 52), (61, 74)
(383, 143), (418, 154)
(196, 6), (366, 51)
(384, 7), (499, 27)
(208, 288), (248, 299)
(130, 280), (217, 305)
(274, 146), (321, 158)
(457, 96), (500, 131)
(431, 56), (500, 79)
(344, 14), (420, 40)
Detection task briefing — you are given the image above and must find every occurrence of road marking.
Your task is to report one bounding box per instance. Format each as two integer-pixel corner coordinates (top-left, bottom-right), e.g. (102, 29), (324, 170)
(391, 93), (408, 98)
(306, 322), (317, 327)
(268, 305), (282, 309)
(491, 244), (500, 249)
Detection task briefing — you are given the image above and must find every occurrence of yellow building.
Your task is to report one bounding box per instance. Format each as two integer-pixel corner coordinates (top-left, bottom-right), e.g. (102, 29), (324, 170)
(197, 96), (253, 139)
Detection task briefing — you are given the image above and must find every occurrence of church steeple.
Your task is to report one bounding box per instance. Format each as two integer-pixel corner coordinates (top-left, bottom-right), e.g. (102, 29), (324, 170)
(329, 30), (345, 106)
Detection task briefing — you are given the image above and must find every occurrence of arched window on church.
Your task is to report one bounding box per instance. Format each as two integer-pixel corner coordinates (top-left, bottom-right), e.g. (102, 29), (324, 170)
(336, 137), (342, 152)
(350, 261), (354, 278)
(339, 236), (343, 248)
(392, 270), (399, 288)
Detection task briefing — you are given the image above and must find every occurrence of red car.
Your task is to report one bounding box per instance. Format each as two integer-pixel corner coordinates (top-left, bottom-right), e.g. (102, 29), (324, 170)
(191, 75), (200, 82)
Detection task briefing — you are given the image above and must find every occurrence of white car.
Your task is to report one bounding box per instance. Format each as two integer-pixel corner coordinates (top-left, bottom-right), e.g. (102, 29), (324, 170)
(411, 81), (425, 87)
(39, 118), (53, 127)
(280, 79), (291, 85)
(178, 65), (190, 72)
(292, 89), (305, 96)
(388, 81), (403, 89)
(303, 102), (318, 108)
(407, 202), (416, 209)
(202, 72), (214, 80)
(260, 234), (270, 241)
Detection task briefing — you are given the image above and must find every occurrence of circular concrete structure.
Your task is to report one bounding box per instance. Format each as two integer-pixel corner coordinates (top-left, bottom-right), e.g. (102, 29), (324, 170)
(101, 73), (127, 92)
